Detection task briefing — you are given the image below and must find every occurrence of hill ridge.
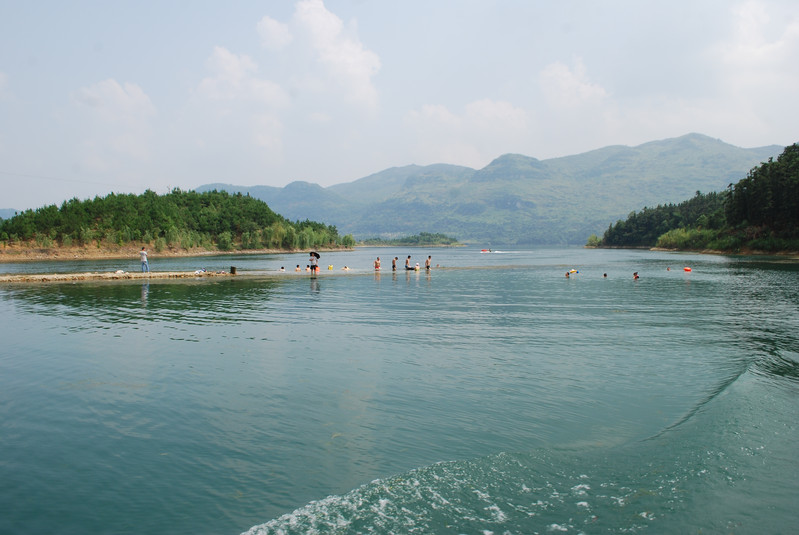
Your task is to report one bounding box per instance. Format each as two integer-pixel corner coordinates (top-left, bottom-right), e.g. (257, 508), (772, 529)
(197, 134), (783, 245)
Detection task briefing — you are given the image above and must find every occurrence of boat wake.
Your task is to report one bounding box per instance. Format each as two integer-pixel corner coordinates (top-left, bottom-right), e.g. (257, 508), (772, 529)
(243, 351), (799, 534)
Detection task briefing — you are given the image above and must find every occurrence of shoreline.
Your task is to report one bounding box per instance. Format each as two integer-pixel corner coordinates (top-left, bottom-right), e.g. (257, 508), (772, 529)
(0, 243), (469, 263)
(0, 245), (350, 263)
(588, 245), (799, 259)
(649, 246), (799, 258)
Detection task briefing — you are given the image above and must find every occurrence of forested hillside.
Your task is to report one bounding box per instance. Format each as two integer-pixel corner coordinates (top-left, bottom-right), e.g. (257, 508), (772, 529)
(594, 143), (799, 252)
(0, 189), (351, 252)
(593, 191), (726, 247)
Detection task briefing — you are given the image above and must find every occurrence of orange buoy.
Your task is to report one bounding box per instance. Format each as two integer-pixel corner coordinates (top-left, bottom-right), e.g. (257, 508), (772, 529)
(683, 267), (692, 272)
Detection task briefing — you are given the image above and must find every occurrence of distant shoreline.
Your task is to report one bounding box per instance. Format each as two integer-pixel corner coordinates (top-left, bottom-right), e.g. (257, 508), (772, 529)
(649, 246), (799, 258)
(0, 244), (349, 263)
(355, 243), (466, 248)
(0, 243), (470, 263)
(588, 245), (799, 259)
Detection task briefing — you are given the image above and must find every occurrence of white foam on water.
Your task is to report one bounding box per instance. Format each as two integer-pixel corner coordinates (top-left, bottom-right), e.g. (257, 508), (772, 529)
(571, 483), (590, 496)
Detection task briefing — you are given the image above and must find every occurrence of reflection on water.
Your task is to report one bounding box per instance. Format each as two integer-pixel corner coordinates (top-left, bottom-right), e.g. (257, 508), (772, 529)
(7, 277), (284, 326)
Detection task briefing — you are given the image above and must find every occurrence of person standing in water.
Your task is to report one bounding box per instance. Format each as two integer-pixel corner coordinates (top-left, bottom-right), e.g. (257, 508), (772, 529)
(425, 255), (432, 270)
(374, 257), (381, 270)
(310, 253), (319, 273)
(392, 257), (398, 271)
(139, 247), (149, 273)
(405, 255), (413, 270)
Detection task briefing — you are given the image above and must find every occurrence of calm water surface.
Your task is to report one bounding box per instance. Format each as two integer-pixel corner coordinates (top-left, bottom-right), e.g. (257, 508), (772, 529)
(1, 247), (797, 534)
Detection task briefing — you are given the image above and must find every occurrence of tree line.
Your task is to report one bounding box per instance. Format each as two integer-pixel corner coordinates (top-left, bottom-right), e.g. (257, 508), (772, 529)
(0, 189), (355, 252)
(589, 143), (799, 252)
(359, 232), (460, 246)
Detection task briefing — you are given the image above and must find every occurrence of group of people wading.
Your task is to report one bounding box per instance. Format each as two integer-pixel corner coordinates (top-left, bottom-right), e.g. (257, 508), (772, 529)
(374, 255), (432, 271)
(308, 253), (433, 274)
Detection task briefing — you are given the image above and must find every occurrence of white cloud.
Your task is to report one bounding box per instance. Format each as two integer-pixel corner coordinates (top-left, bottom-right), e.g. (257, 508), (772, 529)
(690, 0), (799, 145)
(186, 47), (291, 165)
(182, 0), (381, 178)
(196, 46), (288, 106)
(539, 57), (608, 109)
(727, 1), (791, 62)
(293, 0), (381, 110)
(257, 16), (293, 50)
(715, 1), (799, 83)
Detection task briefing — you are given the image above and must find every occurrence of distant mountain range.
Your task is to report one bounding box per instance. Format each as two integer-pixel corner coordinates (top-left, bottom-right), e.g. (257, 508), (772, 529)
(197, 133), (782, 245)
(0, 209), (18, 220)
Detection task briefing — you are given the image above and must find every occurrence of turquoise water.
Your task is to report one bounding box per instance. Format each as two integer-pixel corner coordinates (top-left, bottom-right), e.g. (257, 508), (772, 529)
(1, 247), (797, 534)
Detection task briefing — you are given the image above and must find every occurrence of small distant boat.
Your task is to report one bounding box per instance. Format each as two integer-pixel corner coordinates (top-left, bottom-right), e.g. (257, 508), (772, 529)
(481, 249), (492, 253)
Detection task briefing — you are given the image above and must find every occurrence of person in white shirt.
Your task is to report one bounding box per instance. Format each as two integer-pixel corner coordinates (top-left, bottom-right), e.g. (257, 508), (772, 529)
(139, 247), (149, 273)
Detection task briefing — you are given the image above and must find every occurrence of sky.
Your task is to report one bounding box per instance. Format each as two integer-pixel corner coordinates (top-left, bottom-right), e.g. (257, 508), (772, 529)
(1, 0), (798, 211)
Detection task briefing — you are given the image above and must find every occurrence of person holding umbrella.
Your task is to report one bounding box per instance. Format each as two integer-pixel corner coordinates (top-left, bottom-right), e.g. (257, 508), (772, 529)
(309, 252), (320, 273)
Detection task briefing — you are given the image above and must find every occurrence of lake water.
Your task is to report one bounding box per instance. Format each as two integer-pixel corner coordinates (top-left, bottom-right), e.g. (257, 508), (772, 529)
(1, 247), (798, 534)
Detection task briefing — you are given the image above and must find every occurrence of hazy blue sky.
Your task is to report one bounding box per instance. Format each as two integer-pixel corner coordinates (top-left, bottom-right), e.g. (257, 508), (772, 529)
(1, 0), (797, 210)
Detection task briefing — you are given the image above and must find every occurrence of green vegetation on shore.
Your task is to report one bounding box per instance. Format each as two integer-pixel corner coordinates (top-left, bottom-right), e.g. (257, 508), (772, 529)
(0, 189), (355, 252)
(358, 232), (460, 247)
(589, 143), (799, 252)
